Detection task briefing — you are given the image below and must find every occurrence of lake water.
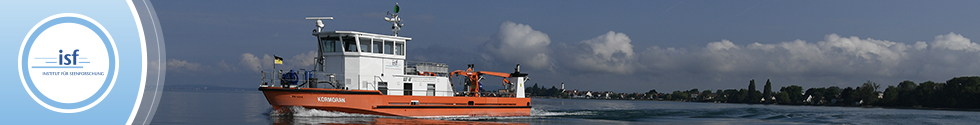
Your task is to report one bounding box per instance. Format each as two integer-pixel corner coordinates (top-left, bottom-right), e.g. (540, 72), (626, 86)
(151, 90), (980, 125)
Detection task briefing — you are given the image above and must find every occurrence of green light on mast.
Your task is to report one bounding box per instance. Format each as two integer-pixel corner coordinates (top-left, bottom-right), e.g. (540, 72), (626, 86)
(394, 4), (400, 13)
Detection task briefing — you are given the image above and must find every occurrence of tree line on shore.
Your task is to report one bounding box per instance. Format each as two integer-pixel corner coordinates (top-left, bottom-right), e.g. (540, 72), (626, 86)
(525, 84), (563, 97)
(527, 76), (980, 109)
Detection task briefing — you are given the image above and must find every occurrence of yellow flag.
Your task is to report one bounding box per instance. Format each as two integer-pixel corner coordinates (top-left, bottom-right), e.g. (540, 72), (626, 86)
(274, 56), (283, 64)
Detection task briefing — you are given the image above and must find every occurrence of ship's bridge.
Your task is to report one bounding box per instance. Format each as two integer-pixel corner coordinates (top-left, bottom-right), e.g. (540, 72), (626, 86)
(314, 30), (411, 79)
(312, 31), (453, 96)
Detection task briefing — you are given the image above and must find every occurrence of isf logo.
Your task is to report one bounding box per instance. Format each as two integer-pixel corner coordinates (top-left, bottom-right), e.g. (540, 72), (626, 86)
(58, 49), (83, 66)
(18, 13), (118, 113)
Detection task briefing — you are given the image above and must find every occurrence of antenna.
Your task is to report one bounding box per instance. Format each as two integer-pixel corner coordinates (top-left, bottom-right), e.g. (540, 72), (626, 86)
(384, 3), (404, 36)
(305, 17), (334, 32)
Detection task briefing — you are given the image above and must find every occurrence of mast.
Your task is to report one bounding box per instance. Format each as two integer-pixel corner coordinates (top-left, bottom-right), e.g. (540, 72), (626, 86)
(306, 17), (333, 71)
(384, 3), (403, 36)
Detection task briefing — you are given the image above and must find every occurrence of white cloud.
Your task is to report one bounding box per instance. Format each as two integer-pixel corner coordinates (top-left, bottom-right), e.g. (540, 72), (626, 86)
(216, 60), (238, 71)
(914, 41), (928, 50)
(241, 53), (264, 72)
(707, 40), (739, 51)
(557, 31), (636, 74)
(288, 51), (318, 68)
(748, 42), (776, 51)
(481, 22), (640, 74)
(482, 21), (552, 69)
(167, 58), (238, 73)
(931, 32), (980, 52)
(167, 59), (205, 72)
(162, 50), (318, 75)
(819, 34), (907, 65)
(239, 51), (318, 73)
(637, 32), (980, 80)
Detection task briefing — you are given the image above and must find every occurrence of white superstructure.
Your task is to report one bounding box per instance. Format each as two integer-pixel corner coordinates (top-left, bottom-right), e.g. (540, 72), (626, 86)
(311, 30), (454, 96)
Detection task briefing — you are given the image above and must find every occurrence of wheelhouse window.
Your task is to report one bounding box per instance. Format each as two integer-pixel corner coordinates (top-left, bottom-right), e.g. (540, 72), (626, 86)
(319, 37), (340, 52)
(395, 42), (404, 55)
(373, 40), (383, 54)
(359, 38), (371, 52)
(384, 40), (394, 54)
(343, 37), (356, 52)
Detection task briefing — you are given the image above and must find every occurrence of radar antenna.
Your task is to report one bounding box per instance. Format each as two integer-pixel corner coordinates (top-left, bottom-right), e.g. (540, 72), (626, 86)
(305, 17), (334, 32)
(384, 3), (404, 36)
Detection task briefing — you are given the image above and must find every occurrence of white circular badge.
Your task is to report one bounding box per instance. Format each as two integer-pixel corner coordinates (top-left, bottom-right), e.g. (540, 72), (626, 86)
(18, 13), (119, 113)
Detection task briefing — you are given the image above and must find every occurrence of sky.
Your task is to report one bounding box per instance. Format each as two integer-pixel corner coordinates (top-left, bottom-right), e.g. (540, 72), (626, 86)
(156, 0), (980, 93)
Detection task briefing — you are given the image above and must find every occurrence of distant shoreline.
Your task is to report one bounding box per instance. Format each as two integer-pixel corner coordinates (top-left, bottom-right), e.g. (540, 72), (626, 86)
(531, 97), (980, 112)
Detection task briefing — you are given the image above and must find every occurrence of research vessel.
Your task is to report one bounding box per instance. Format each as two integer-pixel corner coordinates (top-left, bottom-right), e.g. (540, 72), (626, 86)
(258, 4), (531, 117)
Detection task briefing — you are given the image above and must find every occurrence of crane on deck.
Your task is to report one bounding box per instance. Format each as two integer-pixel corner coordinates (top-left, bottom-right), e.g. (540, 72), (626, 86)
(449, 64), (525, 97)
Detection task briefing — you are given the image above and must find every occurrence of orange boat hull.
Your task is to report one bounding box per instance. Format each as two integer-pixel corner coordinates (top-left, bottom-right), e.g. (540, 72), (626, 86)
(259, 87), (531, 117)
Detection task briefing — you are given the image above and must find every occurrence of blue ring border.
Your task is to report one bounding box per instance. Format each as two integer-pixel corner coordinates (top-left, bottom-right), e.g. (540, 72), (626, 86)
(21, 17), (117, 109)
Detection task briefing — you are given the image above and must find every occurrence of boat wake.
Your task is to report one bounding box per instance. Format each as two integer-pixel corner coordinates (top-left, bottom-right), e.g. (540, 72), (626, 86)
(530, 108), (595, 117)
(269, 106), (393, 124)
(270, 106), (386, 117)
(269, 106), (599, 124)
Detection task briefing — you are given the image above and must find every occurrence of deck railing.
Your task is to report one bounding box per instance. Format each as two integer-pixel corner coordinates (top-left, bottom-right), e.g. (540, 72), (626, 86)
(260, 70), (344, 89)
